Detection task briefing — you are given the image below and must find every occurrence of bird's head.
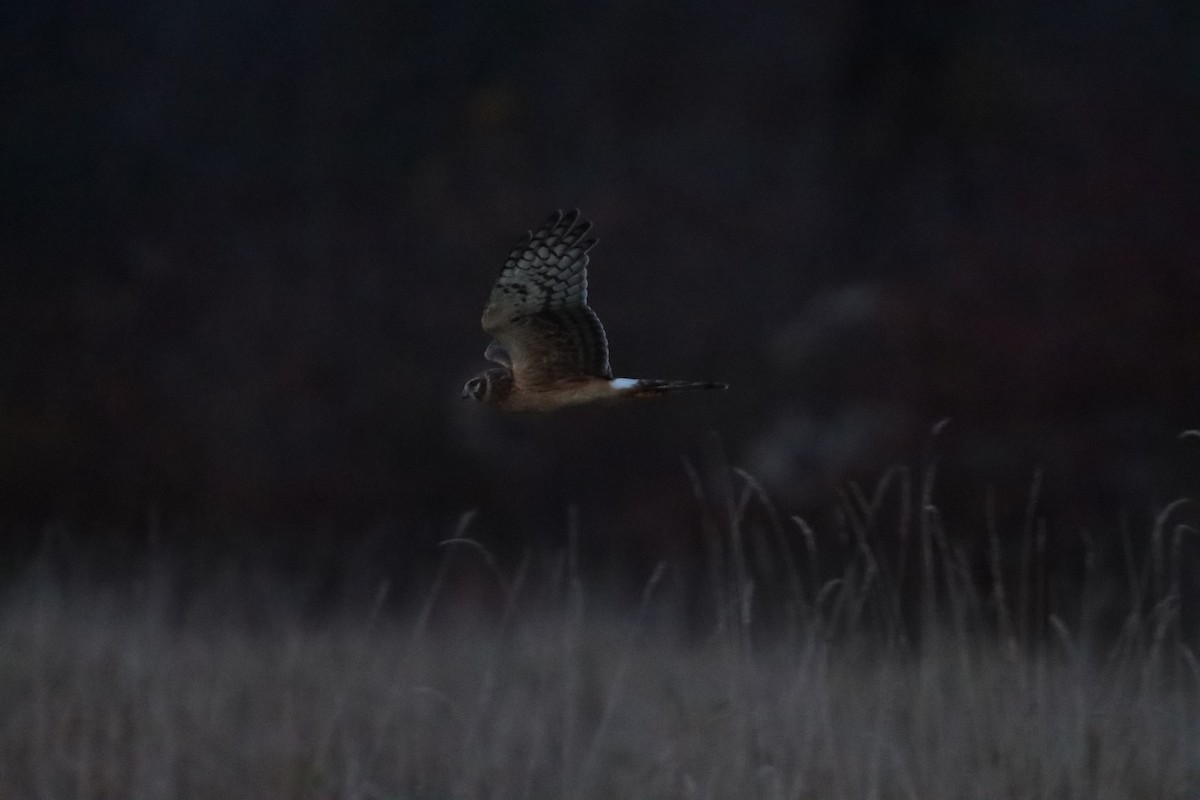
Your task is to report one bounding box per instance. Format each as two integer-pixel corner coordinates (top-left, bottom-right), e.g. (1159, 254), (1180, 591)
(461, 368), (514, 405)
(461, 374), (488, 401)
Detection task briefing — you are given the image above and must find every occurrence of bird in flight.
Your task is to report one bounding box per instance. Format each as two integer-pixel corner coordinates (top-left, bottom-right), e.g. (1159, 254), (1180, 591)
(462, 209), (728, 412)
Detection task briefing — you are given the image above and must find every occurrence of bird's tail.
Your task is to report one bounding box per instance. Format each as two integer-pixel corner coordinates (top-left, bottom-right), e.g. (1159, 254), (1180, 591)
(628, 379), (728, 396)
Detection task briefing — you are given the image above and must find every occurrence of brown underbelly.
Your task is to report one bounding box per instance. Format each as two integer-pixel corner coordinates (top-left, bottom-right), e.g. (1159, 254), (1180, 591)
(499, 379), (618, 412)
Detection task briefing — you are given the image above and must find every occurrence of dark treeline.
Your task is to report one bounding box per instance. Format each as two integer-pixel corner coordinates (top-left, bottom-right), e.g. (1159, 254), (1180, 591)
(2, 0), (1198, 589)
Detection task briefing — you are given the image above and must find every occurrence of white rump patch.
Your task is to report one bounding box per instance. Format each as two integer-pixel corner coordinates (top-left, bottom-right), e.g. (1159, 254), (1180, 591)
(610, 378), (638, 390)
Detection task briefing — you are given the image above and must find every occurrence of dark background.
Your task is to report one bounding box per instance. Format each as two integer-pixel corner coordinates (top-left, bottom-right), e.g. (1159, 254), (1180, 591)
(3, 0), (1198, 585)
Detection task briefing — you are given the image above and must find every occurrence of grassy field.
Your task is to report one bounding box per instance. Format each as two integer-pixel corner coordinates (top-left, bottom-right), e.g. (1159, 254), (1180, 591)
(2, 471), (1198, 799)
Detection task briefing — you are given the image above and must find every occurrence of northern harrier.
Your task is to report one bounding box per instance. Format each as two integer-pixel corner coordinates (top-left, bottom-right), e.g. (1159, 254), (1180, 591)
(462, 210), (728, 412)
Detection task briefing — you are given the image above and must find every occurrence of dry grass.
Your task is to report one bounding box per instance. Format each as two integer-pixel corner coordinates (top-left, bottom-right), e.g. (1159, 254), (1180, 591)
(2, 466), (1198, 799)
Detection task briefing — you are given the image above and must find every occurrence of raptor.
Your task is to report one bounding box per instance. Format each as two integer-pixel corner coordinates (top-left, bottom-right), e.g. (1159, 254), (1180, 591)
(462, 210), (727, 412)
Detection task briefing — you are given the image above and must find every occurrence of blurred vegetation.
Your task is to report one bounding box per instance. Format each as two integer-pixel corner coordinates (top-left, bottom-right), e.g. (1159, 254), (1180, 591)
(3, 468), (1198, 798)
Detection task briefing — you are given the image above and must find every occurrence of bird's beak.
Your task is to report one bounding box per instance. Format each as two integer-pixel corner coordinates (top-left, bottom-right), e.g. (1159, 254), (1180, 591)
(460, 387), (470, 400)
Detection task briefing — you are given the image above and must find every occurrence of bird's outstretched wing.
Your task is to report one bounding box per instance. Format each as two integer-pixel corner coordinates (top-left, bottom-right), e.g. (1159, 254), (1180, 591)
(481, 210), (611, 386)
